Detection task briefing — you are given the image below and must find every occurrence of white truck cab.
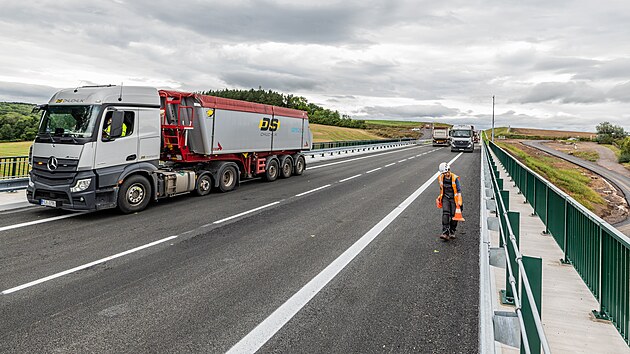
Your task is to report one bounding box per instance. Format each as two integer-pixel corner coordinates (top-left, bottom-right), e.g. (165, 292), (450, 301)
(450, 124), (474, 152)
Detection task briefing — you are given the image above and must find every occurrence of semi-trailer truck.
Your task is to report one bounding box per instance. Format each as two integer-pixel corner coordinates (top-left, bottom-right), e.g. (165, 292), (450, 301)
(450, 124), (474, 152)
(27, 86), (312, 213)
(432, 126), (450, 146)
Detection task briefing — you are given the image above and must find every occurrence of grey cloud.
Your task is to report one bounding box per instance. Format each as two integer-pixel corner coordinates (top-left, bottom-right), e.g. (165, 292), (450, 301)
(534, 57), (599, 72)
(514, 82), (606, 104)
(608, 81), (630, 102)
(129, 1), (377, 45)
(573, 58), (630, 80)
(220, 71), (320, 92)
(359, 104), (460, 119)
(0, 82), (58, 103)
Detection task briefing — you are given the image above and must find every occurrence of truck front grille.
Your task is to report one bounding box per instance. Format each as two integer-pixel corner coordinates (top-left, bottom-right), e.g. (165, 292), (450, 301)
(31, 157), (78, 186)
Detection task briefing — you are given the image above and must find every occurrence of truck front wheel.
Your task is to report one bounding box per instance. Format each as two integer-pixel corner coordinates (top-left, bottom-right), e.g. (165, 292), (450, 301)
(194, 174), (212, 196)
(118, 175), (151, 213)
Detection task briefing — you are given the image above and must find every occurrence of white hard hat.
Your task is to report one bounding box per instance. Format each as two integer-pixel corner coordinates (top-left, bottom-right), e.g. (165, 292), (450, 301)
(438, 162), (450, 173)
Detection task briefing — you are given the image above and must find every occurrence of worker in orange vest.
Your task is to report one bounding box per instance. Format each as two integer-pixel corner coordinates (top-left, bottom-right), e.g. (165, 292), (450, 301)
(436, 162), (463, 241)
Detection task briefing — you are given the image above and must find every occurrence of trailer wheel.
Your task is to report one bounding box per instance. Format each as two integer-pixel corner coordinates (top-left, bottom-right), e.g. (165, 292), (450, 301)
(263, 159), (279, 182)
(194, 174), (212, 196)
(293, 155), (305, 176)
(280, 157), (293, 179)
(218, 166), (237, 192)
(118, 175), (151, 214)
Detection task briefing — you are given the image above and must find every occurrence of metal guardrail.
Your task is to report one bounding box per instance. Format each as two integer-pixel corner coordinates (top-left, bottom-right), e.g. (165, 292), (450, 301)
(0, 156), (29, 179)
(311, 138), (416, 150)
(483, 140), (551, 353)
(489, 140), (630, 346)
(0, 156), (29, 192)
(307, 139), (428, 158)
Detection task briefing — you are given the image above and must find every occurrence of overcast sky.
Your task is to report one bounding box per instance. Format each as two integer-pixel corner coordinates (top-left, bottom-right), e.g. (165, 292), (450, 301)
(1, 0), (629, 131)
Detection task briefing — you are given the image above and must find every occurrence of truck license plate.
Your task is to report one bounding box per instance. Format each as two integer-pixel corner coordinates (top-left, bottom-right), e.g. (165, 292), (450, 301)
(40, 199), (57, 207)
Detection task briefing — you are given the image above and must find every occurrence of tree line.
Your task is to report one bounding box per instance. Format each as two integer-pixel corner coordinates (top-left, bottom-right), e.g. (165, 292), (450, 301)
(596, 121), (630, 163)
(200, 88), (366, 129)
(0, 102), (39, 141)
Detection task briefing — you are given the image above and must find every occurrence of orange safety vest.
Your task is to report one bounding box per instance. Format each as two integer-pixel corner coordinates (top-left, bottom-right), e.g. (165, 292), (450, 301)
(438, 172), (463, 206)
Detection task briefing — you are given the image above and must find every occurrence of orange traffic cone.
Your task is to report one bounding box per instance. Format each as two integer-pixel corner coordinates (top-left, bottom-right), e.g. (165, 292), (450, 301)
(453, 205), (465, 221)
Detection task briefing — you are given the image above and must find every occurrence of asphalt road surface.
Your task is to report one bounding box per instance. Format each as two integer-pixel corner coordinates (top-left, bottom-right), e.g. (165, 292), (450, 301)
(0, 144), (480, 353)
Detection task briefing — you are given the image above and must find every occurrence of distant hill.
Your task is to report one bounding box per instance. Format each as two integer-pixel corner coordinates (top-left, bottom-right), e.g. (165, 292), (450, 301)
(488, 127), (595, 140)
(0, 102), (39, 141)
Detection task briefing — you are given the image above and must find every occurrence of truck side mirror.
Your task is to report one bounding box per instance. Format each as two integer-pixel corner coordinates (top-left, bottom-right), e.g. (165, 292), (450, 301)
(109, 111), (125, 139)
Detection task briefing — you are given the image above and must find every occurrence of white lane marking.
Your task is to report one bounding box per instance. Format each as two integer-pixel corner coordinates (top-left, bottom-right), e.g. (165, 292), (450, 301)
(308, 146), (420, 170)
(295, 184), (331, 197)
(408, 156), (415, 160)
(2, 235), (179, 295)
(213, 202), (281, 224)
(366, 167), (382, 174)
(0, 213), (81, 233)
(384, 163), (396, 167)
(227, 152), (464, 354)
(398, 159), (407, 163)
(339, 174), (362, 183)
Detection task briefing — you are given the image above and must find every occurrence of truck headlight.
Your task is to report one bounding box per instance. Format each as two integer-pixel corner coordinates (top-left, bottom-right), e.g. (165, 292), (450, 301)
(28, 176), (34, 188)
(70, 178), (91, 192)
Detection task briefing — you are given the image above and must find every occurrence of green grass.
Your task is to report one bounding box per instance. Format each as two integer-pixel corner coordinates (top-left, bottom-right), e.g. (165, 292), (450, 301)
(0, 141), (32, 157)
(572, 150), (599, 162)
(311, 124), (383, 142)
(364, 120), (451, 128)
(498, 142), (605, 211)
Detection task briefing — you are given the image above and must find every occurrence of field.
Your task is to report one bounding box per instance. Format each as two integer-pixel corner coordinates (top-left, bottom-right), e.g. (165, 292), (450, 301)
(511, 128), (595, 139)
(0, 141), (32, 157)
(310, 123), (383, 142)
(488, 127), (596, 140)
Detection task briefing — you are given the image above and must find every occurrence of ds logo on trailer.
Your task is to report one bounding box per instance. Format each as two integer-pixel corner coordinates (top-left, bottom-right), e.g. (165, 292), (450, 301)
(259, 117), (280, 131)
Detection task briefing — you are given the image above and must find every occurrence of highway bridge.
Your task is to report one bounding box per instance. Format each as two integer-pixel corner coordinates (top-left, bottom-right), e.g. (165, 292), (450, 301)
(1, 142), (629, 353)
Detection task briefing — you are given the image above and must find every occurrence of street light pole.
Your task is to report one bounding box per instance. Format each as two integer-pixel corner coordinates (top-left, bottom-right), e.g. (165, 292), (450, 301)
(491, 95), (495, 142)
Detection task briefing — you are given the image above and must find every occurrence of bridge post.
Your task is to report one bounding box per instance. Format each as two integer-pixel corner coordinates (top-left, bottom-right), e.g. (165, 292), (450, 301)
(521, 255), (542, 354)
(501, 211), (519, 306)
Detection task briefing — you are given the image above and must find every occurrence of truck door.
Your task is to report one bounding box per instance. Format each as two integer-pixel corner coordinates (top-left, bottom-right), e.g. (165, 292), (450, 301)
(94, 107), (139, 175)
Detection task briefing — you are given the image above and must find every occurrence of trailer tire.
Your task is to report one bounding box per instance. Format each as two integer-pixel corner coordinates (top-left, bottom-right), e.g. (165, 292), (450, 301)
(218, 166), (237, 192)
(279, 156), (293, 179)
(194, 174), (212, 196)
(263, 159), (279, 182)
(118, 175), (151, 214)
(293, 155), (305, 176)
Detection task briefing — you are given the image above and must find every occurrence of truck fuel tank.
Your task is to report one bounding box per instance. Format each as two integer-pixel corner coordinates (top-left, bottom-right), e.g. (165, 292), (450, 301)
(160, 171), (196, 196)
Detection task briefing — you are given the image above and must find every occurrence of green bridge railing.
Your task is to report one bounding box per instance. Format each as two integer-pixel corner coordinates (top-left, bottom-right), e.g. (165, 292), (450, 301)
(489, 140), (630, 346)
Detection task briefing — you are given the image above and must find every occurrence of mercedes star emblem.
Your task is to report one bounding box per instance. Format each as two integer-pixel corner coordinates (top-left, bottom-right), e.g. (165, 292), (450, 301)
(47, 156), (59, 171)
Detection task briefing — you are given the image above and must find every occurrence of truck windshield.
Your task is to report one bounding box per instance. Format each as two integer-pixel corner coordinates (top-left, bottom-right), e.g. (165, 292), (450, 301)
(452, 130), (471, 138)
(36, 105), (101, 143)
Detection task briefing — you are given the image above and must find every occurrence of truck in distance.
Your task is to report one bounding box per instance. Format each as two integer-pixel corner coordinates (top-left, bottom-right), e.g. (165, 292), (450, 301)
(27, 86), (312, 213)
(432, 125), (450, 146)
(450, 124), (474, 152)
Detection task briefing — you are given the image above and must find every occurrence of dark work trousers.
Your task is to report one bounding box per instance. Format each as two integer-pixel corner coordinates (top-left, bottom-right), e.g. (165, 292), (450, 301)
(442, 197), (458, 235)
